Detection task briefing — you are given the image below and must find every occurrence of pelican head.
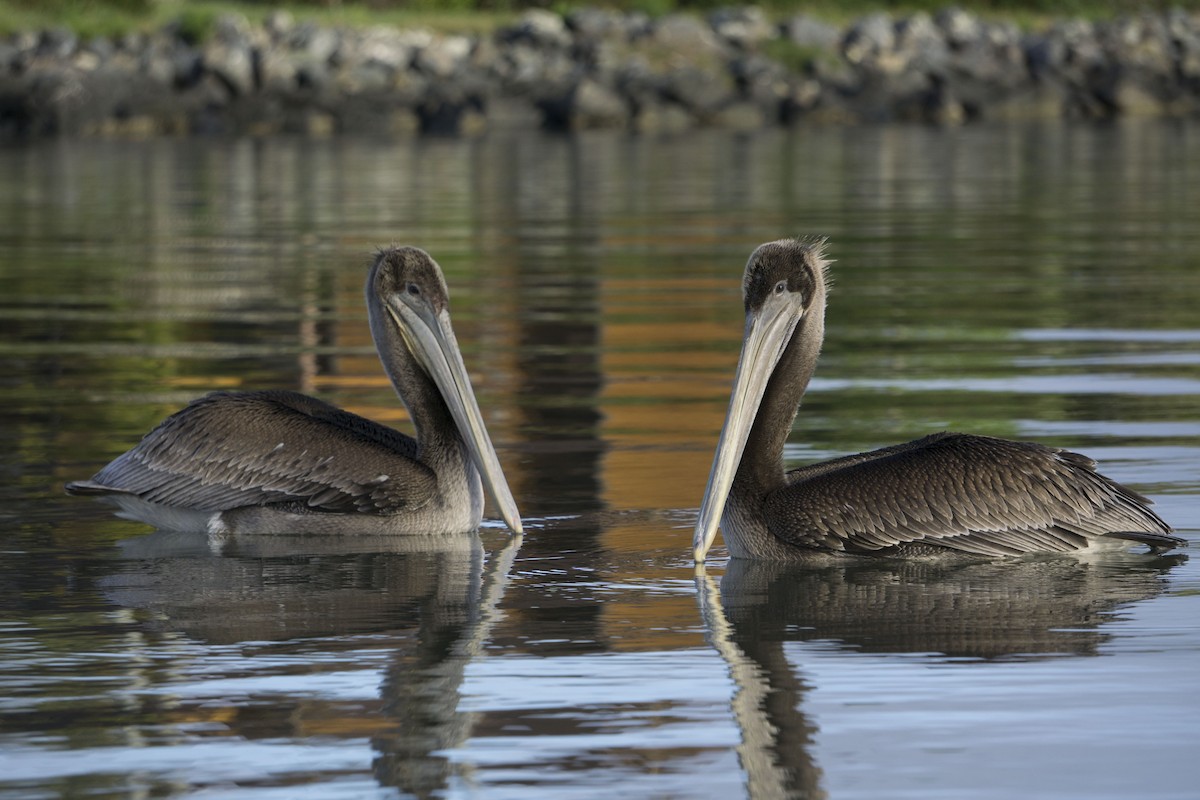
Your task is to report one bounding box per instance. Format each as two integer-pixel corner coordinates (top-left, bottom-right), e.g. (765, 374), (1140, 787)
(368, 246), (523, 535)
(693, 238), (829, 562)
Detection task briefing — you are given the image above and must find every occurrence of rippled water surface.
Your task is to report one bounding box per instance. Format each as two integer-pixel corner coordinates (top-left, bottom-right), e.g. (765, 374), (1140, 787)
(2, 123), (1199, 799)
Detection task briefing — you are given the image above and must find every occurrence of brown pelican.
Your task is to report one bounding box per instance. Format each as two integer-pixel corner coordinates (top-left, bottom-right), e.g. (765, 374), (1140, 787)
(693, 238), (1182, 562)
(67, 246), (523, 537)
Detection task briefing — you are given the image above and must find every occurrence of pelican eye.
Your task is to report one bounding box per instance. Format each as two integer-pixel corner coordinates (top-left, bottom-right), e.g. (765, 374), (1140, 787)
(407, 283), (421, 297)
(774, 280), (787, 295)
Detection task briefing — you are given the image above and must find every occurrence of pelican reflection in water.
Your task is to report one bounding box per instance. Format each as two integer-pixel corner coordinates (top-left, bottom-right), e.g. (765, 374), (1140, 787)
(67, 246), (522, 536)
(694, 553), (1181, 797)
(694, 238), (1182, 562)
(104, 529), (524, 797)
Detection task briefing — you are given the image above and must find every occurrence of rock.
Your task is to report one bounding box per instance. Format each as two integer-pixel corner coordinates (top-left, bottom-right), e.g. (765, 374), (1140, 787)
(936, 7), (983, 49)
(3, 7), (1200, 139)
(264, 10), (294, 41)
(653, 14), (725, 58)
(1112, 80), (1170, 115)
(784, 15), (841, 50)
(489, 40), (575, 103)
(168, 46), (204, 90)
(661, 64), (736, 119)
(7, 65), (83, 135)
(731, 53), (789, 116)
(289, 22), (340, 64)
(502, 9), (572, 49)
(203, 40), (254, 96)
(338, 59), (393, 95)
(1166, 9), (1200, 79)
(709, 6), (776, 50)
(0, 40), (19, 72)
(202, 15), (257, 96)
(568, 77), (629, 128)
(895, 13), (949, 75)
(258, 47), (297, 94)
(212, 13), (256, 49)
(82, 36), (115, 63)
(414, 35), (471, 78)
(842, 13), (894, 67)
(71, 49), (101, 73)
(566, 7), (627, 43)
(417, 81), (484, 134)
(357, 27), (418, 71)
(780, 77), (824, 122)
(38, 28), (78, 60)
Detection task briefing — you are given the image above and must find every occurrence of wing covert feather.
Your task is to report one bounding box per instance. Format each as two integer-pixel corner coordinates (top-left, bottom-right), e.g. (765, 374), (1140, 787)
(765, 433), (1171, 556)
(88, 390), (437, 514)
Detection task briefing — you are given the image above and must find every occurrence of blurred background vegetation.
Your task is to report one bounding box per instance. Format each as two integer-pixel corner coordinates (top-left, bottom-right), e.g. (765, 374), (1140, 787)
(3, 0), (1199, 38)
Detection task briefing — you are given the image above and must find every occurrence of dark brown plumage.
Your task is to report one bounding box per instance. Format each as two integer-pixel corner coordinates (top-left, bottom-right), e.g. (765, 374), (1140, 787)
(693, 238), (1181, 562)
(70, 390), (436, 515)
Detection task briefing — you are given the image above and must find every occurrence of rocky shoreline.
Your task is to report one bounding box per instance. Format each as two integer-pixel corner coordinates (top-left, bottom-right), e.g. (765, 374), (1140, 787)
(3, 5), (1200, 138)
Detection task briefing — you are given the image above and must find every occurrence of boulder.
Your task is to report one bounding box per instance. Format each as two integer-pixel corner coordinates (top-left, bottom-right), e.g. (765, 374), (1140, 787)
(709, 7), (776, 50)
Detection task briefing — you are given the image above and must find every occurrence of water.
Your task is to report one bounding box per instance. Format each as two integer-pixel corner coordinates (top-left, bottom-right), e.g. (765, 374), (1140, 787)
(1, 122), (1199, 799)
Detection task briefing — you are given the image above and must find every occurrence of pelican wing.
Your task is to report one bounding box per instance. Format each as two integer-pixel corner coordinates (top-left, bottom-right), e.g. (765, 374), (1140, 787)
(765, 433), (1174, 556)
(71, 390), (437, 515)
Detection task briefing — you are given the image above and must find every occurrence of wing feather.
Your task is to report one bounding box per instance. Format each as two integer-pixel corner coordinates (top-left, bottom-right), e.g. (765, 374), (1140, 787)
(71, 390), (437, 515)
(765, 432), (1175, 556)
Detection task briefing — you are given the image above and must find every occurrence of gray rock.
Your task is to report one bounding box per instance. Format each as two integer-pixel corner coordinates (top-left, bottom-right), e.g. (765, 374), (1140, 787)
(784, 15), (841, 50)
(780, 77), (824, 121)
(417, 81), (484, 134)
(212, 13), (255, 49)
(116, 31), (144, 55)
(0, 40), (19, 71)
(168, 47), (204, 90)
(935, 7), (983, 49)
(258, 48), (298, 94)
(653, 14), (725, 58)
(731, 52), (789, 115)
(569, 78), (629, 128)
(503, 9), (572, 49)
(662, 64), (736, 118)
(203, 37), (255, 96)
(414, 35), (471, 78)
(337, 58), (393, 95)
(264, 10), (294, 41)
(83, 36), (115, 63)
(289, 23), (340, 64)
(895, 13), (949, 75)
(842, 13), (894, 66)
(4, 7), (1200, 138)
(1172, 14), (1200, 80)
(201, 14), (258, 97)
(566, 8), (627, 43)
(1106, 14), (1173, 78)
(38, 28), (78, 60)
(709, 6), (776, 50)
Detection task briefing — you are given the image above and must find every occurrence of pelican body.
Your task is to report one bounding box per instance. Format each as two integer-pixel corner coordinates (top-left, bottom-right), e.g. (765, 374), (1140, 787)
(693, 238), (1181, 562)
(67, 247), (522, 537)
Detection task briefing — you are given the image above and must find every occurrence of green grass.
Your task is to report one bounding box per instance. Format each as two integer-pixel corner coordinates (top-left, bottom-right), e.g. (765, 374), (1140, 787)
(0, 0), (520, 38)
(1, 0), (1196, 40)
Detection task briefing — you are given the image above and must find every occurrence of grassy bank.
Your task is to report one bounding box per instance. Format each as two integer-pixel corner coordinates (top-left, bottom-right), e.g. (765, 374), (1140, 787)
(0, 1), (518, 38)
(1, 0), (1195, 39)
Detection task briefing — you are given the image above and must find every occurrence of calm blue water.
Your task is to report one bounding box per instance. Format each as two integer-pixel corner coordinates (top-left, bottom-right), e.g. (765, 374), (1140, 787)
(1, 122), (1198, 798)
